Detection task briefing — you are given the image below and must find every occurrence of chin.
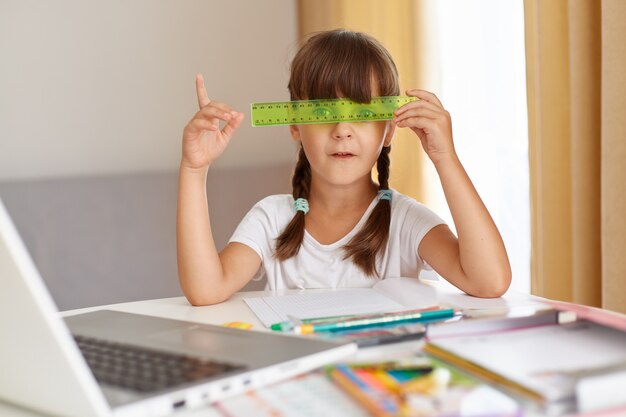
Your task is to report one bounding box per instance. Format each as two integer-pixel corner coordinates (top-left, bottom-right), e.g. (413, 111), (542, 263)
(328, 175), (371, 188)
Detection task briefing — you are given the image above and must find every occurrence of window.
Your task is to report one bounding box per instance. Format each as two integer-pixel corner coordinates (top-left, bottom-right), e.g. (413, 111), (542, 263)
(429, 0), (530, 293)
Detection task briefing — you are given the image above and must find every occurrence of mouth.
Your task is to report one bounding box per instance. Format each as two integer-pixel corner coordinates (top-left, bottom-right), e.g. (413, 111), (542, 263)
(331, 152), (355, 159)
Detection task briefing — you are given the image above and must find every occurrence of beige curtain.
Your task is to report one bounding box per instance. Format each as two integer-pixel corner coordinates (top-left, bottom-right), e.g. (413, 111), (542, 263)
(296, 0), (437, 202)
(525, 0), (626, 313)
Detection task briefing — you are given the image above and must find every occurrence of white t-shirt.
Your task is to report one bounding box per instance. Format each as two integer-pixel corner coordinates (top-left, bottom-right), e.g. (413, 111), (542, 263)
(229, 189), (445, 290)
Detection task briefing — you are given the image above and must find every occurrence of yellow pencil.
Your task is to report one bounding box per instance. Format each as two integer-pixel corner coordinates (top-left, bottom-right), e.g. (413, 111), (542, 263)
(372, 370), (402, 394)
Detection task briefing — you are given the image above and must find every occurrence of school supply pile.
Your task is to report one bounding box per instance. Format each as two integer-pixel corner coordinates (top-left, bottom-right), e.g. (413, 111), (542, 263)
(326, 355), (521, 417)
(270, 307), (457, 348)
(424, 308), (626, 415)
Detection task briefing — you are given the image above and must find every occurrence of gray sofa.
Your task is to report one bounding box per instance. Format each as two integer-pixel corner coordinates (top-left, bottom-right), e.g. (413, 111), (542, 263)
(0, 164), (292, 310)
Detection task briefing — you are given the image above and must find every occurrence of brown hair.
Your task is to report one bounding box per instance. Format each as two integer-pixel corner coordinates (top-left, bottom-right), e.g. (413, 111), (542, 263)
(275, 29), (400, 276)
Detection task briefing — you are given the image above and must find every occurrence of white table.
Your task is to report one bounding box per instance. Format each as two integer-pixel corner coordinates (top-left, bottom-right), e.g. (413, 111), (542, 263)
(3, 279), (620, 417)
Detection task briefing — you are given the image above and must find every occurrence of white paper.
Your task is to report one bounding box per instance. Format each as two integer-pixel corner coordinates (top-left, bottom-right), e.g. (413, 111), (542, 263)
(371, 277), (438, 309)
(207, 373), (369, 417)
(254, 373), (371, 417)
(577, 370), (626, 412)
(244, 289), (405, 328)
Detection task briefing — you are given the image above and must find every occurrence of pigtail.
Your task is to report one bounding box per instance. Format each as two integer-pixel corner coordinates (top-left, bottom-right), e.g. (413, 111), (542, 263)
(343, 146), (392, 276)
(274, 147), (311, 259)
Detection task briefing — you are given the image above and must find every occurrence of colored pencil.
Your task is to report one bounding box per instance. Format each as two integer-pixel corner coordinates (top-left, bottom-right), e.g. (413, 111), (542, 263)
(295, 308), (456, 334)
(329, 365), (399, 417)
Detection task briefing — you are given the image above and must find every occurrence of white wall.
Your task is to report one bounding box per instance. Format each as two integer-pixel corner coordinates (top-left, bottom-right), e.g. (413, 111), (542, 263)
(0, 0), (298, 180)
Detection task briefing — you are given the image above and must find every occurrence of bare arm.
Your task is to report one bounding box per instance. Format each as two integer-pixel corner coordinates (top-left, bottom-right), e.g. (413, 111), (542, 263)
(176, 74), (260, 305)
(418, 155), (512, 297)
(394, 89), (511, 297)
(176, 166), (261, 305)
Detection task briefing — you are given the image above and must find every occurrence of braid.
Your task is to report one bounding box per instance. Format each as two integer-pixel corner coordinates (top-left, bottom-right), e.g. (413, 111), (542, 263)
(343, 146), (392, 276)
(275, 147), (311, 260)
(377, 146), (391, 189)
(291, 147), (311, 200)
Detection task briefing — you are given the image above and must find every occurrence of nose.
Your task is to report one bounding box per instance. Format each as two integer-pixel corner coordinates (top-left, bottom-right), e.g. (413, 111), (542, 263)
(331, 122), (353, 140)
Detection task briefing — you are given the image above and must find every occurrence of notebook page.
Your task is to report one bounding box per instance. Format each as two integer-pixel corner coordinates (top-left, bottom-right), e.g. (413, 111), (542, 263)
(244, 289), (405, 328)
(372, 277), (438, 308)
(214, 372), (370, 417)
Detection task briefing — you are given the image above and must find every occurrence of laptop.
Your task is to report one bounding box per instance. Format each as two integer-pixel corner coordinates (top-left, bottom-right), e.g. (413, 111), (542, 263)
(0, 198), (357, 417)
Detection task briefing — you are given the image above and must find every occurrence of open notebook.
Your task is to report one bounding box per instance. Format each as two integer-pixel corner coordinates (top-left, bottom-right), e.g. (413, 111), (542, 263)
(244, 278), (545, 328)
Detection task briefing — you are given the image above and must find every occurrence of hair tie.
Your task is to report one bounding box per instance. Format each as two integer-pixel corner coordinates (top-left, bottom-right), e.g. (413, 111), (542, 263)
(378, 189), (392, 201)
(294, 198), (309, 214)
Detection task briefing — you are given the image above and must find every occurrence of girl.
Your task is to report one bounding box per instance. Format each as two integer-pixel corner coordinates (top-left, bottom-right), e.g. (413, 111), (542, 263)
(177, 29), (511, 306)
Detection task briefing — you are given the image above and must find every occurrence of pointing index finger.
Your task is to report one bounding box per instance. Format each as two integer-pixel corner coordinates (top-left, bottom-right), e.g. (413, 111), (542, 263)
(196, 73), (211, 109)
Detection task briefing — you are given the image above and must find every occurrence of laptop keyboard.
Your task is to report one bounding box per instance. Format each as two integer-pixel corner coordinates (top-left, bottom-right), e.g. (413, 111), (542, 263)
(74, 335), (246, 393)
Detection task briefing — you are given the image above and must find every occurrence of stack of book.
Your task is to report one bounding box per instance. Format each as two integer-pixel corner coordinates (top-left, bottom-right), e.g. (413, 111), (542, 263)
(424, 308), (626, 415)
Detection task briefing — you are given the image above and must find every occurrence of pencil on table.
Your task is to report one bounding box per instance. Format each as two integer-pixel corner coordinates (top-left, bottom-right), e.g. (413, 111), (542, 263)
(329, 366), (398, 417)
(373, 370), (402, 394)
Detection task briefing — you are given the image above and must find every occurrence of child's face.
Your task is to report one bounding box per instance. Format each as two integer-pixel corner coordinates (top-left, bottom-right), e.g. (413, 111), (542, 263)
(289, 115), (395, 189)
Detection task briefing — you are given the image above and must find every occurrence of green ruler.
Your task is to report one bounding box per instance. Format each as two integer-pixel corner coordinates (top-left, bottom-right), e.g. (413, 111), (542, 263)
(251, 96), (417, 127)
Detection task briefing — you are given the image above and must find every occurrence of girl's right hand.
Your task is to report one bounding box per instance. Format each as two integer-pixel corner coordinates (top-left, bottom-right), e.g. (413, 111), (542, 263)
(181, 73), (244, 171)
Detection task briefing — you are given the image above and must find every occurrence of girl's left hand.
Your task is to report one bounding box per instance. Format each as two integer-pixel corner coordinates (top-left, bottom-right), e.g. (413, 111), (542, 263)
(393, 89), (455, 165)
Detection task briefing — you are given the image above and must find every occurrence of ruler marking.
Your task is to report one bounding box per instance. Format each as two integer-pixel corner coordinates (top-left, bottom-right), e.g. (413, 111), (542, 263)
(251, 96), (417, 127)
